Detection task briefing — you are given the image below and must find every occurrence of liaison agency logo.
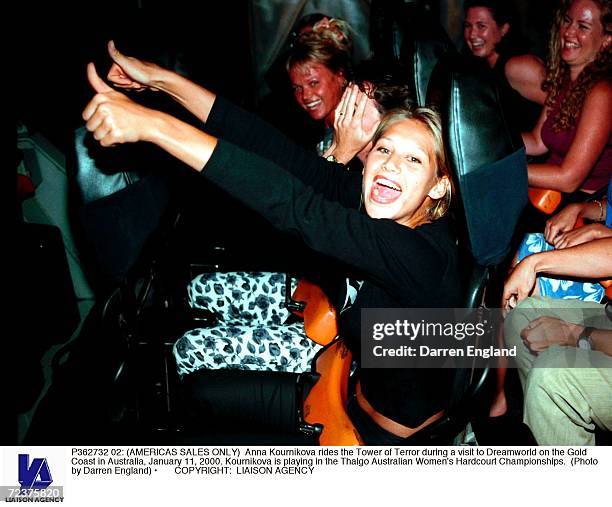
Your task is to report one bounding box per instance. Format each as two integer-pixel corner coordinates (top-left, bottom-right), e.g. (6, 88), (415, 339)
(1, 451), (64, 502)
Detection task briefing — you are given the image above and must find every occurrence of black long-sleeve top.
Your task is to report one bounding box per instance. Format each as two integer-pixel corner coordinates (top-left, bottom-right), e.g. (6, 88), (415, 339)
(202, 96), (461, 427)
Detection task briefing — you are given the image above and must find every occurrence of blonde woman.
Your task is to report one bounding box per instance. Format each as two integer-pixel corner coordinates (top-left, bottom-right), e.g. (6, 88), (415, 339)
(84, 47), (459, 443)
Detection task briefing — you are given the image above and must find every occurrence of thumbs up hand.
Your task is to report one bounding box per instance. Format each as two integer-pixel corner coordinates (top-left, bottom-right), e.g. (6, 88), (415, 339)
(87, 60), (114, 93)
(83, 62), (156, 147)
(106, 40), (161, 92)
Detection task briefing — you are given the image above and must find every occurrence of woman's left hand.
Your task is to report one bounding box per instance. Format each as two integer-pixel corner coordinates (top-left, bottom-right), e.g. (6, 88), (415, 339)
(544, 203), (582, 244)
(328, 84), (378, 163)
(552, 223), (612, 249)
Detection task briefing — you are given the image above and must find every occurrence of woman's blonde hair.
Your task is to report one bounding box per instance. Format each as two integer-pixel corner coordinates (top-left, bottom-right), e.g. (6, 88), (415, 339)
(543, 0), (612, 132)
(286, 18), (353, 77)
(371, 107), (453, 221)
(311, 18), (353, 53)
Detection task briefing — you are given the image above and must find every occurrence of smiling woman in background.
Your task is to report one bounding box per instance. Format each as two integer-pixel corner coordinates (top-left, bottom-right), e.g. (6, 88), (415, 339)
(286, 18), (354, 155)
(463, 0), (547, 132)
(522, 0), (611, 195)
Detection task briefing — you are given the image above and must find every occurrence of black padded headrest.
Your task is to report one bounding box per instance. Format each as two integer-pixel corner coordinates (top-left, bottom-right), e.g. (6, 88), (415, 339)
(370, 0), (457, 107)
(427, 55), (523, 171)
(427, 55), (528, 266)
(74, 126), (143, 205)
(70, 127), (170, 288)
(402, 29), (457, 107)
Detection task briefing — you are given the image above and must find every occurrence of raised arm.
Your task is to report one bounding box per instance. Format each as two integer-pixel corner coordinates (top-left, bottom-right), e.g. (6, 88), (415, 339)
(106, 41), (217, 123)
(86, 63), (216, 170)
(527, 81), (612, 192)
(322, 84), (379, 164)
(106, 42), (360, 205)
(83, 63), (446, 301)
(107, 40), (364, 167)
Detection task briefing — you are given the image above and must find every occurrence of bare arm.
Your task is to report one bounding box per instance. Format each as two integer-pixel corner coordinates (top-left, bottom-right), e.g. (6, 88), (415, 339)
(106, 40), (216, 123)
(527, 81), (612, 192)
(526, 238), (612, 279)
(545, 198), (608, 243)
(504, 55), (547, 105)
(502, 237), (612, 310)
(589, 328), (612, 356)
(85, 63), (215, 171)
(552, 222), (612, 249)
(521, 105), (549, 156)
(575, 198), (607, 222)
(519, 317), (612, 356)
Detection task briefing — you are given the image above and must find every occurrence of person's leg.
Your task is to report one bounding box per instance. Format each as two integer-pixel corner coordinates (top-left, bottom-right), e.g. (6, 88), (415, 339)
(503, 297), (546, 388)
(503, 297), (607, 388)
(489, 322), (509, 417)
(490, 241), (544, 416)
(510, 299), (612, 444)
(524, 348), (612, 445)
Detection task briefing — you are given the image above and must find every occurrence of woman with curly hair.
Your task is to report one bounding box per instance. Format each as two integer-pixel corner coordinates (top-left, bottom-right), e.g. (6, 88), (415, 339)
(523, 0), (611, 196)
(491, 0), (611, 419)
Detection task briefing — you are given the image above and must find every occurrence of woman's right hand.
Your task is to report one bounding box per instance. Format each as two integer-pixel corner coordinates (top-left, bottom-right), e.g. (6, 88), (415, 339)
(106, 40), (163, 92)
(84, 63), (158, 146)
(544, 202), (583, 244)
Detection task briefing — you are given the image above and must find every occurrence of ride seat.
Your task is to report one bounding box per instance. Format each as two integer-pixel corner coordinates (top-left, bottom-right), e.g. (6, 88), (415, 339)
(72, 126), (171, 292)
(400, 54), (528, 444)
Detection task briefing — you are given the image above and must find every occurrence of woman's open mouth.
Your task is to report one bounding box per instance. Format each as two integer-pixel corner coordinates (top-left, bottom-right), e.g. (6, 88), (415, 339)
(370, 176), (402, 204)
(562, 40), (581, 57)
(304, 99), (322, 110)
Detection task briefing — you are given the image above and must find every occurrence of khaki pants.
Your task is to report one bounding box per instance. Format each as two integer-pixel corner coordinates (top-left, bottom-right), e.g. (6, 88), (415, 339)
(504, 297), (612, 445)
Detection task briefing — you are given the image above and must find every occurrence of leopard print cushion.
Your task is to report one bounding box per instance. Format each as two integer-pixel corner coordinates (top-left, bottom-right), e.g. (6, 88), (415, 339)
(188, 272), (297, 325)
(173, 322), (321, 375)
(174, 272), (319, 376)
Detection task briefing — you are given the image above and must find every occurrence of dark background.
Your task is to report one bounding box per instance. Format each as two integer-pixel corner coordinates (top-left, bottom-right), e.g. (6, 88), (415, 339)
(14, 0), (558, 275)
(15, 1), (254, 155)
(14, 0), (559, 444)
(16, 0), (558, 156)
